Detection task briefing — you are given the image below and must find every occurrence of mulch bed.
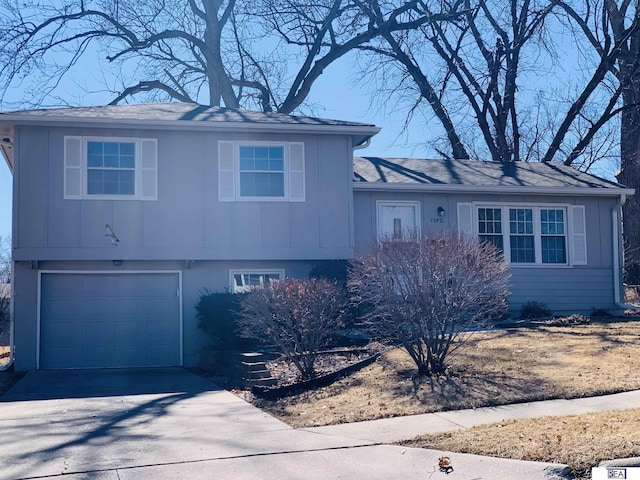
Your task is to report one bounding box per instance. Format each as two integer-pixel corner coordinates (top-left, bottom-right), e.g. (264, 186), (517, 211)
(253, 349), (380, 399)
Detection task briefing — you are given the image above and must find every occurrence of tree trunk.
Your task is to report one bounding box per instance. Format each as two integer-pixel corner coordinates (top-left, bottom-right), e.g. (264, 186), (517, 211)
(616, 85), (640, 274)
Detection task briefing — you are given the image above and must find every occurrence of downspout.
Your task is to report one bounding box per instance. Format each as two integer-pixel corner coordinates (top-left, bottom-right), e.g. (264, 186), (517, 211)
(352, 138), (371, 180)
(612, 194), (640, 310)
(353, 138), (371, 152)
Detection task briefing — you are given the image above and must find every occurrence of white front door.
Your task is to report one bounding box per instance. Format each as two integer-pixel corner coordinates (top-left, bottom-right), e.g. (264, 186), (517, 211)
(377, 201), (421, 240)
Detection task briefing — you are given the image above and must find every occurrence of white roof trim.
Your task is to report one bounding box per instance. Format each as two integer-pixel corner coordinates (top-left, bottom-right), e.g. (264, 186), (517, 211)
(0, 114), (381, 137)
(353, 182), (635, 196)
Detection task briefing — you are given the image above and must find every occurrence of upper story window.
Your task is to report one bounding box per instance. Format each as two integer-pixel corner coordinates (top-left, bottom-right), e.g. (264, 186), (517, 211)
(64, 136), (158, 201)
(218, 141), (305, 202)
(239, 146), (285, 197)
(473, 205), (576, 266)
(87, 141), (136, 195)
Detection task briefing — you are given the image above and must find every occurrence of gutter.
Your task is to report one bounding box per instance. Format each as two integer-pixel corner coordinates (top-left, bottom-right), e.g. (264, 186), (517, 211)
(612, 194), (640, 311)
(354, 181), (635, 197)
(0, 115), (382, 139)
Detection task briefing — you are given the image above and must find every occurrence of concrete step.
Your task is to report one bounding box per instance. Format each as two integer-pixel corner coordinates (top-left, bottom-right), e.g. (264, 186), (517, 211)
(246, 376), (278, 387)
(245, 369), (274, 380)
(238, 352), (265, 362)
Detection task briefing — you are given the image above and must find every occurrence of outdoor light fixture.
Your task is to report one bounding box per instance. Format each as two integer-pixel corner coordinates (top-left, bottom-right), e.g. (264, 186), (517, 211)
(437, 207), (446, 217)
(184, 260), (195, 269)
(112, 260), (123, 266)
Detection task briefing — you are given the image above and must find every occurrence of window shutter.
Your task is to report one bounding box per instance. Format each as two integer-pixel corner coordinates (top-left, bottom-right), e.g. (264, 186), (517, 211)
(218, 141), (236, 202)
(288, 142), (305, 202)
(457, 202), (474, 236)
(139, 139), (158, 200)
(570, 205), (587, 265)
(64, 136), (83, 199)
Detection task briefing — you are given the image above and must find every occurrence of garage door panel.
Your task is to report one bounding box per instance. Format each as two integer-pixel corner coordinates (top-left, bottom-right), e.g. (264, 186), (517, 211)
(83, 297), (115, 316)
(81, 321), (114, 346)
(43, 347), (76, 369)
(41, 322), (76, 347)
(147, 322), (175, 341)
(115, 346), (140, 366)
(42, 275), (84, 297)
(115, 321), (140, 339)
(43, 298), (78, 319)
(146, 345), (176, 365)
(40, 273), (180, 369)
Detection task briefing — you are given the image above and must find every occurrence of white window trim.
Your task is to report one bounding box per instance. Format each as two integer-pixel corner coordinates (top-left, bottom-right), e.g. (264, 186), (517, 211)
(65, 136), (157, 201)
(219, 140), (305, 202)
(229, 269), (285, 293)
(474, 202), (572, 267)
(376, 200), (422, 241)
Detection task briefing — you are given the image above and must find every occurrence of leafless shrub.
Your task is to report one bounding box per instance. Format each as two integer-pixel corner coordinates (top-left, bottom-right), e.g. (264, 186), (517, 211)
(0, 236), (10, 338)
(349, 229), (510, 376)
(239, 278), (346, 380)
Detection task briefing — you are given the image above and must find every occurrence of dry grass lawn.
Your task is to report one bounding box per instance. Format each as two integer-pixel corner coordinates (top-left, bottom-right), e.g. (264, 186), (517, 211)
(404, 409), (640, 479)
(255, 320), (640, 428)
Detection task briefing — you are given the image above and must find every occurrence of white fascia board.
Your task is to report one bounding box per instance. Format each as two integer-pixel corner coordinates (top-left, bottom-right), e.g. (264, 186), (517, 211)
(353, 182), (635, 197)
(0, 115), (381, 138)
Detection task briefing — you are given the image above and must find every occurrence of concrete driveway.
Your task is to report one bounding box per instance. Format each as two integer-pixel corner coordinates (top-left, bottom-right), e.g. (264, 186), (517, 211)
(0, 368), (571, 480)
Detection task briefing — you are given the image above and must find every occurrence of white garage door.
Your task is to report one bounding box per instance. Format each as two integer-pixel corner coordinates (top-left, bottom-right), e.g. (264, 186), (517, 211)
(40, 273), (181, 369)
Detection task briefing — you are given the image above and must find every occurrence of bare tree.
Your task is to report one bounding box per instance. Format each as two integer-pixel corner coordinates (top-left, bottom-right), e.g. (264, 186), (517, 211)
(349, 230), (509, 376)
(0, 236), (10, 339)
(0, 236), (10, 284)
(603, 0), (640, 268)
(351, 0), (634, 168)
(0, 0), (465, 112)
(552, 1), (640, 269)
(239, 278), (345, 380)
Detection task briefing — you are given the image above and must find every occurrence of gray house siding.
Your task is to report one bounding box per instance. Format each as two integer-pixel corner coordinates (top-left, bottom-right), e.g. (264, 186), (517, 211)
(354, 190), (619, 315)
(12, 259), (318, 371)
(13, 126), (354, 261)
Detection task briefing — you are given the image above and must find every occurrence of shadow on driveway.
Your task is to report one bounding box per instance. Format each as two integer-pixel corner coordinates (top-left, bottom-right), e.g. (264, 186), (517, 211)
(0, 367), (220, 401)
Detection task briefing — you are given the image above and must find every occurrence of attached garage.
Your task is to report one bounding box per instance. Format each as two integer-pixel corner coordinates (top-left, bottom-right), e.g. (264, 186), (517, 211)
(39, 272), (181, 369)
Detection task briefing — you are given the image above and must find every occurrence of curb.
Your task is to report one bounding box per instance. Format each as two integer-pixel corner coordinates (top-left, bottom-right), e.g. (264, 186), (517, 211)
(599, 457), (640, 467)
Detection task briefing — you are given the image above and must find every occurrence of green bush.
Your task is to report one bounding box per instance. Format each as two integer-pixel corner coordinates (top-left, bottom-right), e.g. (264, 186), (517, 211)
(520, 300), (551, 319)
(310, 260), (368, 331)
(195, 289), (254, 350)
(309, 260), (349, 285)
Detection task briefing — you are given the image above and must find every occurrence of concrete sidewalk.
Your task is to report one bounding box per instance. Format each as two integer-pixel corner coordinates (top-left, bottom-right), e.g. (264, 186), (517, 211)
(303, 389), (640, 443)
(0, 368), (575, 480)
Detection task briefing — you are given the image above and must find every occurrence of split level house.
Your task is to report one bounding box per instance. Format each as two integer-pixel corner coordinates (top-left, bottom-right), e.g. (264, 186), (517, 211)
(0, 103), (634, 371)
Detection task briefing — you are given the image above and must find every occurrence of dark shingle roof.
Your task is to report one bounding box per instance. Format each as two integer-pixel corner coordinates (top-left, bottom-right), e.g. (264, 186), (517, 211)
(1, 102), (377, 128)
(354, 157), (628, 192)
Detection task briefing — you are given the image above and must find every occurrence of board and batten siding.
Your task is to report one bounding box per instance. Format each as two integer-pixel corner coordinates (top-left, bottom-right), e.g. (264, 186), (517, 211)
(353, 190), (619, 313)
(13, 126), (355, 261)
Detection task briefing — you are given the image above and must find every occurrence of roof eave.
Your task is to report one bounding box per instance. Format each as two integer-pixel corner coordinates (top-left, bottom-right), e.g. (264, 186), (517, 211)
(353, 182), (635, 197)
(0, 114), (381, 140)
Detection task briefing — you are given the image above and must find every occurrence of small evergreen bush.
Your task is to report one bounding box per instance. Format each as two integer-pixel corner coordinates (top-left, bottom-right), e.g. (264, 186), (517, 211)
(195, 289), (254, 350)
(520, 300), (551, 319)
